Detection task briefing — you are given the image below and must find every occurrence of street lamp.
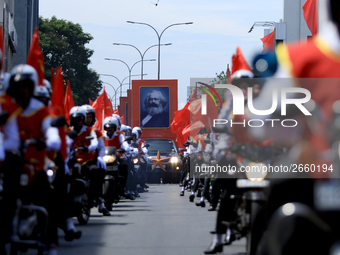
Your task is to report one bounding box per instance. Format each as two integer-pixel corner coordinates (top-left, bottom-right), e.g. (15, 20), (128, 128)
(112, 42), (172, 79)
(248, 21), (275, 33)
(126, 21), (193, 79)
(99, 73), (147, 99)
(104, 58), (155, 89)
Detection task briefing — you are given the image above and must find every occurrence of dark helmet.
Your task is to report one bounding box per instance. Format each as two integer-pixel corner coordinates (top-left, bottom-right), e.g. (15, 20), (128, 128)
(7, 64), (38, 106)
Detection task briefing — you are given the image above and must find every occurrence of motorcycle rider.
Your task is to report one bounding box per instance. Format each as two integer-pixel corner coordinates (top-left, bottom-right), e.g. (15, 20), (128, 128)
(102, 116), (131, 200)
(249, 1), (340, 254)
(33, 82), (82, 242)
(6, 64), (62, 255)
(204, 48), (255, 254)
(0, 65), (22, 254)
(132, 126), (149, 191)
(68, 106), (111, 216)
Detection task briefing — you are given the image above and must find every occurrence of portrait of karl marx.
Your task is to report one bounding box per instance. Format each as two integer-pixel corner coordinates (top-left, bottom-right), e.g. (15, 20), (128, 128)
(140, 89), (169, 128)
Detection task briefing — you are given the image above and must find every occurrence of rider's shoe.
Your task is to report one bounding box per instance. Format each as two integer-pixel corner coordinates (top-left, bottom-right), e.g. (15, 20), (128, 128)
(195, 201), (206, 207)
(180, 191), (184, 196)
(189, 194), (195, 202)
(65, 229), (82, 241)
(134, 190), (140, 197)
(208, 205), (216, 211)
(98, 207), (111, 216)
(204, 242), (223, 254)
(126, 193), (136, 200)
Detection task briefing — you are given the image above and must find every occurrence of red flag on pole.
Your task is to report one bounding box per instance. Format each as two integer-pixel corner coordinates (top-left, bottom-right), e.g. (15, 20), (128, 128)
(232, 47), (252, 75)
(261, 29), (275, 52)
(89, 98), (93, 106)
(50, 67), (65, 116)
(64, 81), (75, 125)
(302, 0), (318, 36)
(92, 87), (114, 131)
(27, 27), (45, 85)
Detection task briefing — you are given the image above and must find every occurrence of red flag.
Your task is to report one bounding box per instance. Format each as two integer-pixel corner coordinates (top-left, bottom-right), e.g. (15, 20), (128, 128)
(0, 26), (4, 71)
(113, 109), (119, 115)
(182, 121), (205, 138)
(92, 87), (114, 131)
(232, 47), (252, 75)
(89, 98), (93, 106)
(64, 81), (75, 125)
(190, 92), (219, 129)
(27, 27), (45, 85)
(50, 67), (65, 116)
(170, 88), (198, 147)
(261, 29), (275, 52)
(226, 64), (231, 82)
(302, 0), (318, 36)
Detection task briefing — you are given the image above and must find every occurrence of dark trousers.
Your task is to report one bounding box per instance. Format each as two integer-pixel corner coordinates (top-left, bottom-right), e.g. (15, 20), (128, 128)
(0, 153), (22, 253)
(82, 161), (105, 204)
(215, 178), (239, 234)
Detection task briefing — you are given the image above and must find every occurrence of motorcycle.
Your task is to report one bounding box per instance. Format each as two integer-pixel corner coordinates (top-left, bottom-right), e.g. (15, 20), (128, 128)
(102, 146), (126, 211)
(224, 144), (277, 255)
(66, 131), (92, 225)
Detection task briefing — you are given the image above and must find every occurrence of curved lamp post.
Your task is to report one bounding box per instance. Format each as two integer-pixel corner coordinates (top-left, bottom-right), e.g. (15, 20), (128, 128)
(112, 43), (172, 79)
(104, 58), (155, 89)
(126, 21), (193, 79)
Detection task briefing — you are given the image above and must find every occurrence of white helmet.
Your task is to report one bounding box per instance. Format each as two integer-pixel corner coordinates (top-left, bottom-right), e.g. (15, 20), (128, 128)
(0, 72), (10, 92)
(120, 124), (127, 133)
(34, 85), (50, 99)
(69, 106), (86, 125)
(82, 104), (96, 126)
(43, 79), (52, 95)
(104, 116), (119, 131)
(126, 126), (132, 136)
(112, 114), (121, 130)
(7, 64), (38, 99)
(132, 129), (139, 140)
(132, 126), (142, 138)
(231, 70), (254, 79)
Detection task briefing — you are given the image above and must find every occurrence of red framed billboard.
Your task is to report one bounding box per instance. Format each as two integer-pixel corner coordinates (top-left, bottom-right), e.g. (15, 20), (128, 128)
(131, 80), (177, 140)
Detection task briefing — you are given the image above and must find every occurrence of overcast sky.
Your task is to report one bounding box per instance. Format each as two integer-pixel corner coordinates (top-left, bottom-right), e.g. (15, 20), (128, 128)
(39, 0), (283, 109)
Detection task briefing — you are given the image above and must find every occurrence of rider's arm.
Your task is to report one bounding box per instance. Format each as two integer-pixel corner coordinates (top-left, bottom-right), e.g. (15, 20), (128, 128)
(97, 137), (105, 158)
(42, 116), (61, 151)
(3, 117), (20, 152)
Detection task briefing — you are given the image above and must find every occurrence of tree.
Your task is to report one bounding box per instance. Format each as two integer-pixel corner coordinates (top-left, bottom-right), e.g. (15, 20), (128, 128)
(209, 71), (227, 104)
(38, 16), (102, 105)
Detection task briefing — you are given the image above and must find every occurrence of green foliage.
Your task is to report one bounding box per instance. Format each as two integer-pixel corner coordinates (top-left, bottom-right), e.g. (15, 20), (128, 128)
(209, 71), (228, 104)
(39, 16), (102, 105)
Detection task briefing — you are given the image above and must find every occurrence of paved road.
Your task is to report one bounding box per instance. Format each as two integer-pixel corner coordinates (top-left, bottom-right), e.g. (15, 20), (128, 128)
(49, 185), (246, 254)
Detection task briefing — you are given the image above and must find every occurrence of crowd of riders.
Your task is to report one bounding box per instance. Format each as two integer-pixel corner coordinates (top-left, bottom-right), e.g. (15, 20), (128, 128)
(177, 1), (340, 255)
(0, 62), (149, 255)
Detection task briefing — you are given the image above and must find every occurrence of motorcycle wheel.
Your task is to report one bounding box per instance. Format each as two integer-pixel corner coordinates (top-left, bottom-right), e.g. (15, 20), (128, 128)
(77, 193), (91, 225)
(246, 201), (262, 255)
(104, 180), (114, 211)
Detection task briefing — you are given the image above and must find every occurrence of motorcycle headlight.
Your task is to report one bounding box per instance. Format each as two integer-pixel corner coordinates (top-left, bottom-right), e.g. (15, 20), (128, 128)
(170, 156), (178, 163)
(103, 155), (116, 163)
(133, 158), (139, 164)
(47, 169), (56, 184)
(245, 162), (268, 181)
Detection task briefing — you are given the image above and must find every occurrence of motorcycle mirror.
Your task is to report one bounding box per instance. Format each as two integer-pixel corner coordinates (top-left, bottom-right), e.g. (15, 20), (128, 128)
(204, 139), (211, 144)
(117, 148), (126, 153)
(131, 143), (138, 149)
(67, 130), (78, 139)
(0, 111), (9, 125)
(178, 148), (183, 152)
(125, 135), (133, 141)
(51, 116), (68, 128)
(143, 144), (150, 148)
(85, 136), (93, 141)
(212, 125), (233, 135)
